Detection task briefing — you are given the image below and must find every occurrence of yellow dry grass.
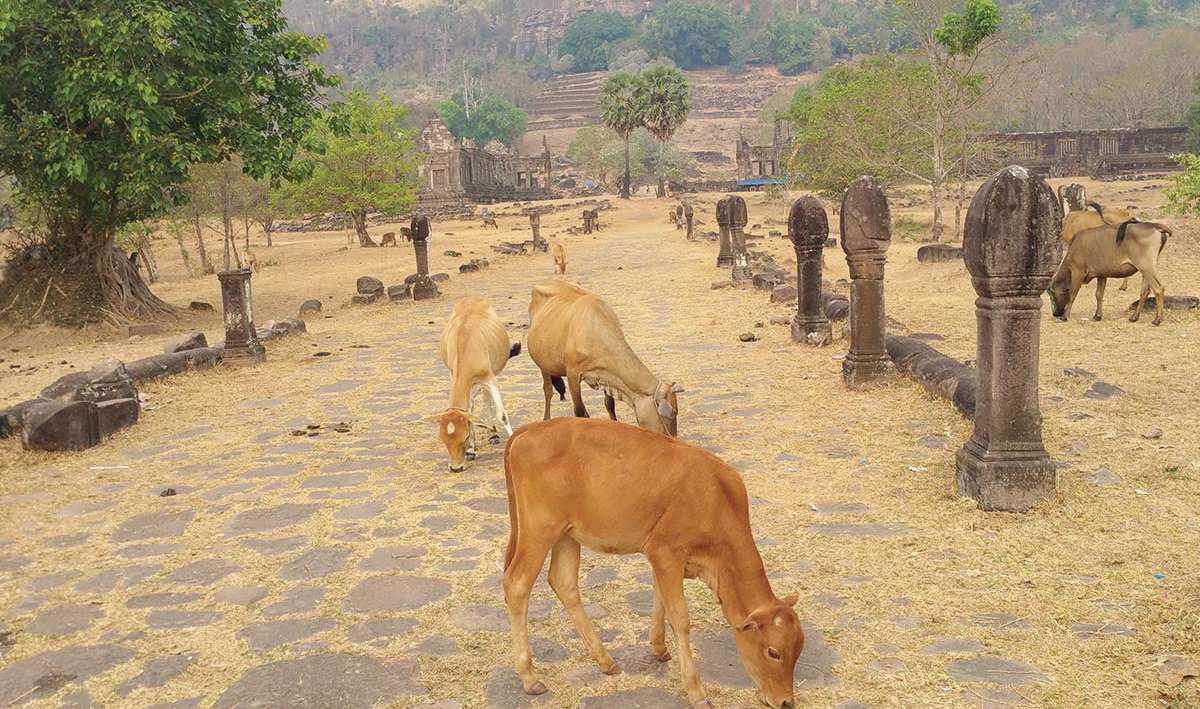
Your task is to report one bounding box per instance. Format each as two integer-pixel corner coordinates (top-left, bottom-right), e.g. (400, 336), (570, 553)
(0, 178), (1198, 708)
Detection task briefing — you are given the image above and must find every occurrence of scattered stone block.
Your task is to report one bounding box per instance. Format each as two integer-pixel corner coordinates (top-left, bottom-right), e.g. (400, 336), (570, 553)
(298, 299), (322, 318)
(351, 292), (381, 306)
(214, 654), (421, 708)
(770, 285), (797, 304)
(917, 243), (964, 263)
(886, 335), (977, 419)
(356, 276), (384, 295)
(1085, 381), (1124, 400)
(163, 332), (207, 354)
(387, 284), (410, 302)
(42, 360), (136, 403)
(946, 655), (1046, 685)
(21, 400), (100, 451)
(96, 398), (140, 437)
(1127, 295), (1199, 311)
(431, 273), (450, 282)
(188, 301), (214, 312)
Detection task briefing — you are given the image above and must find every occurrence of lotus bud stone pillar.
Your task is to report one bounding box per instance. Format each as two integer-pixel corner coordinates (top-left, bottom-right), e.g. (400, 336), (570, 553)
(840, 176), (895, 388)
(410, 214), (440, 301)
(715, 196), (735, 268)
(218, 268), (265, 366)
(956, 166), (1063, 512)
(789, 196), (832, 345)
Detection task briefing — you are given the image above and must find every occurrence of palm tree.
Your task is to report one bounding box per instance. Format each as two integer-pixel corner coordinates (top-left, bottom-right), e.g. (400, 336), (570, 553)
(637, 66), (691, 197)
(597, 72), (643, 199)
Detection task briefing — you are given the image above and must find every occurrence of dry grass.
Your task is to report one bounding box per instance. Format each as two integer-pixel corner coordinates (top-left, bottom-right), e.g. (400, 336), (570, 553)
(0, 178), (1198, 708)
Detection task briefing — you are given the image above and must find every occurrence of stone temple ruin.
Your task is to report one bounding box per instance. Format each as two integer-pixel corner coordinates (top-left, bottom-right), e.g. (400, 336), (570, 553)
(417, 118), (553, 214)
(992, 126), (1187, 179)
(735, 119), (792, 185)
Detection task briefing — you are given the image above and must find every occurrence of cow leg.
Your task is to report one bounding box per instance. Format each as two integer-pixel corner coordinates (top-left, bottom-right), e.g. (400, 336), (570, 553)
(503, 531), (556, 695)
(548, 537), (619, 675)
(1147, 270), (1166, 326)
(647, 552), (708, 707)
(568, 374), (589, 418)
(485, 380), (512, 439)
(1093, 277), (1106, 321)
(604, 394), (618, 421)
(540, 372), (554, 421)
(1119, 277), (1130, 291)
(649, 578), (671, 661)
(1064, 271), (1085, 320)
(465, 387), (478, 461)
(1131, 275), (1151, 323)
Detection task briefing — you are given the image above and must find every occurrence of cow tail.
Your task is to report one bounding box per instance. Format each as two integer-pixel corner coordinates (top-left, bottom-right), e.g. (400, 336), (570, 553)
(1116, 220), (1133, 245)
(502, 431), (521, 572)
(550, 375), (566, 401)
(509, 342), (522, 359)
(1088, 201), (1104, 216)
(1159, 229), (1170, 254)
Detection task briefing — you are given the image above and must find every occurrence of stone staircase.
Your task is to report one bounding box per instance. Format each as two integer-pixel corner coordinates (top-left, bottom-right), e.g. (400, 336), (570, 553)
(525, 72), (607, 128)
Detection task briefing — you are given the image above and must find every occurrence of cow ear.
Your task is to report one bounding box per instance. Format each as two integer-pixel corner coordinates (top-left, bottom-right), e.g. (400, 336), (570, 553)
(422, 414), (444, 424)
(671, 383), (685, 394)
(738, 609), (766, 633)
(780, 593), (799, 607)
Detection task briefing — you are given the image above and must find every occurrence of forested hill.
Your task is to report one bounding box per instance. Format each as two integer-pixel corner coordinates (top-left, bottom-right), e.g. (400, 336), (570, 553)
(283, 0), (1200, 131)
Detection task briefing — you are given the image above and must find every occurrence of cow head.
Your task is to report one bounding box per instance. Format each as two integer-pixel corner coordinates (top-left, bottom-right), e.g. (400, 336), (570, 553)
(428, 409), (495, 472)
(635, 382), (682, 437)
(733, 594), (804, 709)
(1046, 267), (1071, 321)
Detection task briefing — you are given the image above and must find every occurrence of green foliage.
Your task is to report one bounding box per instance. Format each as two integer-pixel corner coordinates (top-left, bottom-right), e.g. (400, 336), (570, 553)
(770, 15), (821, 75)
(785, 56), (935, 196)
(435, 94), (527, 147)
(636, 65), (691, 142)
(642, 1), (733, 69)
(598, 73), (644, 140)
(566, 127), (693, 190)
(1166, 153), (1200, 217)
(0, 0), (337, 245)
(1187, 82), (1200, 152)
(279, 92), (417, 219)
(935, 0), (1002, 55)
(558, 11), (635, 72)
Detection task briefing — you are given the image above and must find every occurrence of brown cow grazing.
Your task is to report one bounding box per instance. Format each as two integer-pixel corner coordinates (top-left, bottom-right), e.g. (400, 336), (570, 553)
(400, 226), (413, 242)
(1063, 202), (1137, 290)
(527, 280), (680, 436)
(380, 232), (397, 247)
(502, 418), (803, 708)
(483, 216), (499, 229)
(431, 296), (521, 471)
(1048, 220), (1170, 325)
(550, 240), (567, 274)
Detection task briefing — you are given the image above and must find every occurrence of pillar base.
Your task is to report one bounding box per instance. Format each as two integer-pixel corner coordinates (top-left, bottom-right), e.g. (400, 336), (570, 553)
(732, 266), (753, 282)
(411, 276), (441, 301)
(716, 255), (735, 268)
(956, 438), (1056, 512)
(222, 344), (266, 367)
(842, 354), (895, 389)
(792, 317), (832, 346)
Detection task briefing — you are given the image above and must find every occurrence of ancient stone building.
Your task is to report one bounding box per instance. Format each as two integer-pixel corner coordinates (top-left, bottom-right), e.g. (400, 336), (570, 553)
(993, 127), (1187, 178)
(417, 117), (553, 212)
(735, 118), (792, 184)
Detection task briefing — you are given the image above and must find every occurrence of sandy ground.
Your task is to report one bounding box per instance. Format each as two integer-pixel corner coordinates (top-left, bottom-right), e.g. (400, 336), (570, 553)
(1, 178), (1198, 708)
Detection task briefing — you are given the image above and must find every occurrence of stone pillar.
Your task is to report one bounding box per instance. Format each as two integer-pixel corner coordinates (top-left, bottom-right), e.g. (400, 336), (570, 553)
(218, 268), (266, 365)
(674, 205), (684, 230)
(956, 166), (1062, 512)
(684, 204), (694, 240)
(714, 197), (734, 267)
(528, 211), (547, 252)
(728, 195), (752, 282)
(789, 196), (832, 345)
(409, 214), (440, 301)
(582, 210), (593, 234)
(1057, 183), (1087, 213)
(840, 176), (894, 388)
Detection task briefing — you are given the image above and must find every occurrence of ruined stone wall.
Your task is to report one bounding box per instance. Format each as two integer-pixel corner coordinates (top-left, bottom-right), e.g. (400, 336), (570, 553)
(418, 117), (554, 208)
(992, 127), (1187, 178)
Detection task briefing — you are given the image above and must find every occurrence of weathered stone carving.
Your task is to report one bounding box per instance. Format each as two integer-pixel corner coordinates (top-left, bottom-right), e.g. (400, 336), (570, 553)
(218, 268), (266, 366)
(840, 177), (895, 388)
(714, 196), (735, 268)
(684, 203), (694, 240)
(1057, 183), (1087, 213)
(789, 196), (832, 346)
(727, 196), (752, 282)
(409, 214), (440, 301)
(956, 166), (1062, 512)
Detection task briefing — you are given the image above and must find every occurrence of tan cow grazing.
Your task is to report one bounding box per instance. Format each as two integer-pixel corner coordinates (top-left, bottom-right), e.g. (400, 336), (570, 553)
(1048, 220), (1170, 325)
(527, 280), (681, 436)
(483, 216), (499, 229)
(1063, 202), (1137, 291)
(550, 240), (567, 274)
(502, 418), (803, 709)
(432, 296), (521, 471)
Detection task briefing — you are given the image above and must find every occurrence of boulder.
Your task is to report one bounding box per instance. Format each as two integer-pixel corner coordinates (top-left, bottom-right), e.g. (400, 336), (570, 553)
(403, 273), (421, 285)
(431, 273), (450, 283)
(459, 262), (480, 273)
(125, 348), (221, 382)
(163, 332), (208, 354)
(356, 276), (384, 295)
(917, 243), (965, 263)
(298, 299), (322, 318)
(821, 292), (850, 321)
(21, 400), (100, 451)
(352, 292), (382, 306)
(41, 360), (137, 403)
(770, 285), (797, 304)
(1127, 295), (1199, 311)
(96, 398), (140, 437)
(268, 319), (307, 337)
(189, 301), (215, 312)
(387, 284), (410, 302)
(753, 273), (783, 291)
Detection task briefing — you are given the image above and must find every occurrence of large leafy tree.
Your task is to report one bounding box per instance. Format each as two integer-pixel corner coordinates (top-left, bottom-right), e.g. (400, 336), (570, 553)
(435, 94), (527, 147)
(558, 11), (635, 73)
(1166, 153), (1200, 217)
(770, 15), (821, 75)
(0, 0), (336, 325)
(597, 73), (644, 199)
(278, 92), (417, 247)
(642, 1), (733, 69)
(1186, 79), (1200, 153)
(636, 65), (691, 196)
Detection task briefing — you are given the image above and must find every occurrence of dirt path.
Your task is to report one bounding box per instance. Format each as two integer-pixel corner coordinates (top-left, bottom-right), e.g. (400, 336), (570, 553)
(1, 190), (1198, 708)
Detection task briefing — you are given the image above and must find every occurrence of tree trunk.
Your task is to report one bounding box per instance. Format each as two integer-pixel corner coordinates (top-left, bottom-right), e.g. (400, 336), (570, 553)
(656, 175), (666, 198)
(192, 216), (214, 274)
(173, 230), (195, 276)
(221, 209), (236, 271)
(261, 216), (274, 247)
(621, 135), (631, 200)
(352, 210), (378, 247)
(930, 113), (946, 243)
(140, 237), (160, 284)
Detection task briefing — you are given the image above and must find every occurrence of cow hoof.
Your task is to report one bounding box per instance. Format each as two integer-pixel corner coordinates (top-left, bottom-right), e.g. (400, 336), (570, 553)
(692, 701), (714, 709)
(1054, 316), (1067, 322)
(523, 681), (547, 696)
(1093, 315), (1102, 321)
(488, 434), (501, 445)
(1129, 315), (1140, 323)
(601, 662), (621, 676)
(652, 650), (672, 662)
(1153, 319), (1163, 326)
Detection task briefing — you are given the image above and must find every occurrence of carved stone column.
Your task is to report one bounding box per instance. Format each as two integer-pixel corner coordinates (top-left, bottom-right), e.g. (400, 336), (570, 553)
(728, 195), (752, 282)
(684, 203), (694, 240)
(957, 166), (1063, 512)
(715, 196), (735, 268)
(218, 268), (265, 365)
(527, 210), (547, 252)
(409, 214), (440, 301)
(789, 196), (832, 345)
(840, 176), (895, 388)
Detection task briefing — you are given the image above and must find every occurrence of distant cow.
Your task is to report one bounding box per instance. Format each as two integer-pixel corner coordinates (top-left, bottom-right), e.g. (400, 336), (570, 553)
(400, 226), (413, 242)
(550, 240), (567, 274)
(380, 232), (397, 247)
(483, 216), (499, 229)
(1063, 202), (1137, 291)
(1048, 220), (1170, 325)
